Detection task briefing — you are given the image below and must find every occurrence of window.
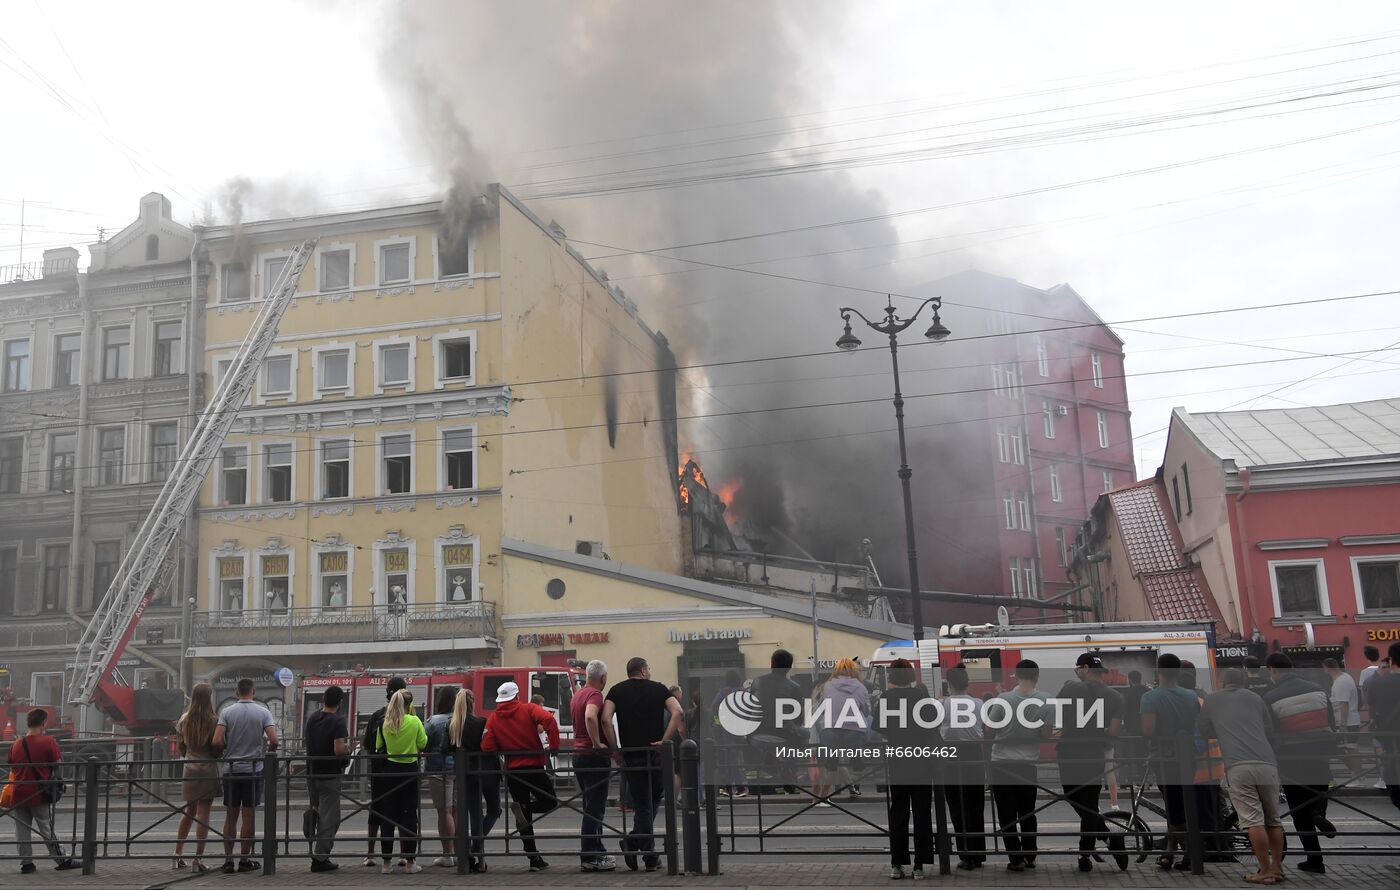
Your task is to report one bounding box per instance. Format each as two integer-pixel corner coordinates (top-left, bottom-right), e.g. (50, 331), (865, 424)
(1355, 558), (1400, 613)
(379, 242), (411, 284)
(1035, 336), (1048, 377)
(321, 440), (350, 498)
(3, 339), (30, 392)
(1271, 561), (1328, 617)
(31, 673), (64, 708)
(97, 427), (125, 485)
(0, 547), (16, 615)
(318, 349), (349, 391)
(102, 327), (131, 381)
(1096, 410), (1109, 448)
(1009, 557), (1021, 596)
(263, 256), (289, 298)
(996, 427), (1010, 463)
(1102, 470), (1114, 493)
(1017, 492), (1031, 531)
(214, 357), (234, 389)
(218, 556), (245, 614)
(92, 541), (121, 610)
(42, 544), (68, 612)
(991, 366), (1004, 395)
(220, 447), (248, 505)
(1091, 352), (1104, 388)
(49, 432), (76, 491)
(145, 234), (159, 261)
(315, 551), (348, 610)
(1049, 463), (1062, 502)
(320, 248), (351, 292)
(380, 344), (410, 386)
(382, 435), (412, 494)
(438, 235), (470, 277)
(1181, 463), (1193, 515)
(0, 437), (21, 494)
(1011, 428), (1025, 465)
(381, 548), (407, 612)
(443, 428), (474, 490)
(1003, 491), (1016, 530)
(443, 543), (474, 604)
(1171, 477), (1183, 522)
(153, 321), (183, 376)
(1042, 401), (1056, 439)
(221, 262), (250, 303)
(263, 354), (292, 397)
(262, 554), (290, 614)
(441, 338), (472, 381)
(1023, 561), (1038, 599)
(1004, 364), (1020, 397)
(264, 444), (292, 503)
(53, 333), (80, 386)
(1055, 527), (1068, 566)
(149, 423), (178, 478)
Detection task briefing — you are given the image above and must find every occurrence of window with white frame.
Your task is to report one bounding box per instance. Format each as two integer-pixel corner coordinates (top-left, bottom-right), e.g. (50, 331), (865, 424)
(382, 548), (407, 612)
(153, 320), (183, 376)
(214, 356), (234, 389)
(1355, 557), (1400, 613)
(221, 263), (250, 303)
(218, 555), (245, 614)
(263, 255), (290, 298)
(1009, 557), (1021, 596)
(1042, 401), (1056, 439)
(379, 343), (410, 387)
(317, 348), (350, 392)
(1091, 352), (1104, 388)
(1055, 527), (1068, 566)
(320, 551), (349, 610)
(320, 440), (351, 498)
(1096, 410), (1109, 448)
(1270, 560), (1329, 617)
(382, 434), (412, 494)
(149, 423), (178, 479)
(2, 339), (30, 392)
(443, 428), (474, 490)
(1011, 428), (1026, 465)
(92, 541), (120, 610)
(97, 427), (125, 485)
(1102, 470), (1114, 493)
(49, 432), (76, 491)
(1049, 463), (1062, 502)
(30, 672), (64, 708)
(1035, 337), (1048, 377)
(0, 546), (15, 615)
(319, 248), (351, 292)
(220, 446), (248, 505)
(440, 337), (473, 383)
(262, 554), (290, 614)
(53, 333), (80, 387)
(1002, 491), (1016, 530)
(437, 234), (471, 278)
(263, 354), (292, 397)
(996, 427), (1010, 463)
(991, 366), (1005, 395)
(1005, 364), (1020, 397)
(0, 437), (21, 494)
(1023, 560), (1038, 599)
(41, 544), (68, 612)
(379, 241), (411, 285)
(443, 542), (475, 604)
(102, 326), (131, 381)
(264, 443), (292, 503)
(1017, 492), (1031, 531)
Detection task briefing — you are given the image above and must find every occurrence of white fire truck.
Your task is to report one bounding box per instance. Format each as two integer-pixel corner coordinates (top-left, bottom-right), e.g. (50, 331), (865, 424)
(868, 621), (1217, 696)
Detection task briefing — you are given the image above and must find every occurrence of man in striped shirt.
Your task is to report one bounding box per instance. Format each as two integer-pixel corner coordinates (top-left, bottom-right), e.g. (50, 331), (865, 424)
(1263, 653), (1338, 875)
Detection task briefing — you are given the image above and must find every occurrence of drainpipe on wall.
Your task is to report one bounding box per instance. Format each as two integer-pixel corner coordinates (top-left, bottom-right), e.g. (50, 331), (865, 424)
(66, 271), (93, 731)
(1232, 466), (1259, 640)
(179, 235), (203, 691)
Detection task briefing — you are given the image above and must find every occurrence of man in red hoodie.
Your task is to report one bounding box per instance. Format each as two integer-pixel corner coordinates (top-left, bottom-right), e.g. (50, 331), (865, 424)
(481, 680), (560, 873)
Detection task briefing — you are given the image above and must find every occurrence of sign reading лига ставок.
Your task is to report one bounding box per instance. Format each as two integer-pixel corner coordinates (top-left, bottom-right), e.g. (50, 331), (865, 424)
(667, 627), (754, 642)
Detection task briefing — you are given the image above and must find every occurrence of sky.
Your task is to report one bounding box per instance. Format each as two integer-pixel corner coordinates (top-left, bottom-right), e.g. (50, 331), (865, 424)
(4, 0), (1400, 484)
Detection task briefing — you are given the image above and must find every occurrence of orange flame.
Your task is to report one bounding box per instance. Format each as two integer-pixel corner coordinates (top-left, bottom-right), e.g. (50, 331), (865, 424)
(717, 479), (742, 518)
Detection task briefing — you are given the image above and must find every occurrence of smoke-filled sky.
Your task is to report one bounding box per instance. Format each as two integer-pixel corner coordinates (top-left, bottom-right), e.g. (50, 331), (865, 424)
(5, 1), (1400, 572)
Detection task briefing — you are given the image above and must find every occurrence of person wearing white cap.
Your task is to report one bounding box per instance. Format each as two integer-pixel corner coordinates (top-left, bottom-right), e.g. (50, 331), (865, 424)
(481, 680), (560, 872)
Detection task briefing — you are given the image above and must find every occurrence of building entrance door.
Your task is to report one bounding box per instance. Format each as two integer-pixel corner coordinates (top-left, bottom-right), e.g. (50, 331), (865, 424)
(677, 640), (746, 709)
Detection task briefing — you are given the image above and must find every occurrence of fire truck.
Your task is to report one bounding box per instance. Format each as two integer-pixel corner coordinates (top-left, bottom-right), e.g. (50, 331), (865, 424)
(300, 665), (587, 747)
(868, 620), (1217, 697)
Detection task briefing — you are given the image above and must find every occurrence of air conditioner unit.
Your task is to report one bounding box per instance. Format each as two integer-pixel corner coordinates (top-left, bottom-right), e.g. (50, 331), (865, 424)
(575, 541), (605, 558)
(1056, 405), (1069, 416)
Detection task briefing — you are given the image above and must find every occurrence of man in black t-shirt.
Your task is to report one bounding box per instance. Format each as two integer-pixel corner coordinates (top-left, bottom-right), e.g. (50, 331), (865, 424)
(1055, 654), (1126, 872)
(360, 676), (406, 864)
(601, 658), (683, 872)
(305, 685), (349, 871)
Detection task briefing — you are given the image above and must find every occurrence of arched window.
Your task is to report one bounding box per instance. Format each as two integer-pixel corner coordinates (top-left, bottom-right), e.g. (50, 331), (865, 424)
(145, 234), (159, 261)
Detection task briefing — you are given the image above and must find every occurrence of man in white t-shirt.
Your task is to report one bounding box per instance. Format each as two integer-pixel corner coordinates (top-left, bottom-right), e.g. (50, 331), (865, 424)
(1325, 659), (1362, 782)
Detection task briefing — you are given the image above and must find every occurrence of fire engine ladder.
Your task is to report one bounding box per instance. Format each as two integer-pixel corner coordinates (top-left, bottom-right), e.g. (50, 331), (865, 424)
(67, 238), (318, 708)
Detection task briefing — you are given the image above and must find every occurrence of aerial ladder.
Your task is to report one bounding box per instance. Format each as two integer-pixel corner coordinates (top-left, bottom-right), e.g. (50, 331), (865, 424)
(66, 238), (317, 729)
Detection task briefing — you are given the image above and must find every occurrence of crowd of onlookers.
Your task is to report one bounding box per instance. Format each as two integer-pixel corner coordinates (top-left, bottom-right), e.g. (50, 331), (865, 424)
(4, 641), (1398, 880)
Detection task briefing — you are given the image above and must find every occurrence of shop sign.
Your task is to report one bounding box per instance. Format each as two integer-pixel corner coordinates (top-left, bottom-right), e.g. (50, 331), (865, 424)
(1366, 628), (1400, 642)
(667, 627), (753, 643)
(1215, 643), (1264, 661)
(516, 631), (611, 648)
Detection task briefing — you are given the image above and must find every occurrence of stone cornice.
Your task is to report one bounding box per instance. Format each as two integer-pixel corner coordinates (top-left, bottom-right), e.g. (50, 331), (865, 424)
(226, 387), (511, 434)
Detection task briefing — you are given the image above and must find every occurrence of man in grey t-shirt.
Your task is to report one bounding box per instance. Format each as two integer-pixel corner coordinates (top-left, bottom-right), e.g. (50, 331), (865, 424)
(213, 679), (278, 873)
(1200, 668), (1282, 884)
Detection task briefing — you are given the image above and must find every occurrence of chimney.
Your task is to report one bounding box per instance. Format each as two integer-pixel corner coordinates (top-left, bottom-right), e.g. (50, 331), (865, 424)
(547, 219), (566, 240)
(42, 247), (79, 278)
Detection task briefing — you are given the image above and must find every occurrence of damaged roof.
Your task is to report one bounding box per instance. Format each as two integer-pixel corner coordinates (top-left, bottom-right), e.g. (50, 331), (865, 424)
(1107, 481), (1219, 622)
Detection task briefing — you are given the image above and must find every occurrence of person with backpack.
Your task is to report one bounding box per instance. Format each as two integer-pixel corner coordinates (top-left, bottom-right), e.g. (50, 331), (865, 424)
(6, 708), (77, 874)
(423, 685), (458, 868)
(1263, 653), (1338, 875)
(361, 676), (407, 866)
(303, 685), (349, 873)
(482, 680), (560, 873)
(372, 689), (427, 874)
(447, 688), (501, 873)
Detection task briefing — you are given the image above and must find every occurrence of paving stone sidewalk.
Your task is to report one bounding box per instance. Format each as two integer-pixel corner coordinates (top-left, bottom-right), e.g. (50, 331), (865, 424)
(8, 858), (1398, 890)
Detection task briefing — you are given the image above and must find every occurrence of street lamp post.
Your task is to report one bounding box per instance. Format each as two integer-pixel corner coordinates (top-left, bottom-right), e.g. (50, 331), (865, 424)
(835, 296), (950, 641)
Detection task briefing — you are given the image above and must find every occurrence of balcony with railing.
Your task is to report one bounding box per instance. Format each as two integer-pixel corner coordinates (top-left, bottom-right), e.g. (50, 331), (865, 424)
(0, 614), (182, 653)
(189, 601), (498, 653)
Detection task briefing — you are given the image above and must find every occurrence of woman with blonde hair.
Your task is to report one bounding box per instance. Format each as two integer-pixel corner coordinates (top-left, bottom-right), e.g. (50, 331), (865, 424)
(373, 689), (427, 873)
(448, 688), (501, 873)
(817, 658), (870, 802)
(173, 682), (220, 871)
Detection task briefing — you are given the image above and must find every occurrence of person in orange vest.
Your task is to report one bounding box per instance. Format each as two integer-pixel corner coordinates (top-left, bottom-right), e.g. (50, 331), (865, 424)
(1181, 661), (1228, 863)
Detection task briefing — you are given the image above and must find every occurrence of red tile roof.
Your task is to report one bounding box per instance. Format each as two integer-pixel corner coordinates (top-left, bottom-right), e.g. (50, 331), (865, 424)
(1107, 481), (1219, 622)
